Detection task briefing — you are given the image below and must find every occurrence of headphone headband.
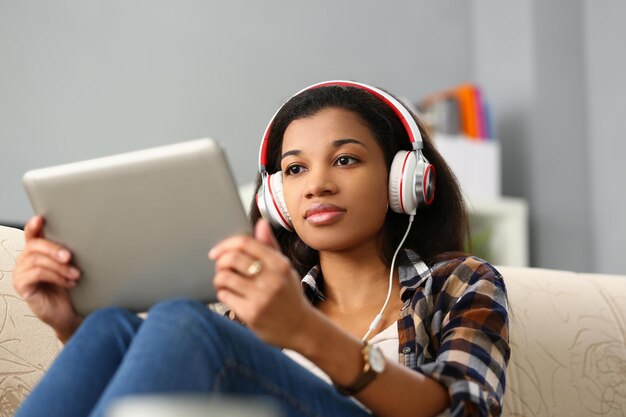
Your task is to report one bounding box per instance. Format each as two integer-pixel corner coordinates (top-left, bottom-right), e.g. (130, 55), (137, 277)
(258, 80), (423, 172)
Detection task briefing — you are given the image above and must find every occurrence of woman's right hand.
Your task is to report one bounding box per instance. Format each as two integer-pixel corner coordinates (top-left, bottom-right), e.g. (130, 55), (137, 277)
(12, 216), (83, 343)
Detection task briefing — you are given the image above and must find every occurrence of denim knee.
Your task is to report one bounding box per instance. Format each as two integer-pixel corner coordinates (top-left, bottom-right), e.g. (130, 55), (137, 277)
(145, 298), (238, 354)
(84, 306), (141, 328)
(151, 297), (230, 320)
(74, 307), (142, 348)
(147, 297), (213, 321)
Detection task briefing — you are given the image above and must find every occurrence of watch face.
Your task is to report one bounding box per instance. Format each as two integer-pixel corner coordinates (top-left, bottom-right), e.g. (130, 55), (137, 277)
(369, 346), (386, 373)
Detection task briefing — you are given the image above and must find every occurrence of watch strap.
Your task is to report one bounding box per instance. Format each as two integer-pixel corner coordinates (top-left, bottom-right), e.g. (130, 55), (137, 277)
(334, 342), (379, 396)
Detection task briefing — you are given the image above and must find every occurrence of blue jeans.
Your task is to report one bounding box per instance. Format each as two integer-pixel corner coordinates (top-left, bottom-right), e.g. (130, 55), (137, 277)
(15, 298), (372, 417)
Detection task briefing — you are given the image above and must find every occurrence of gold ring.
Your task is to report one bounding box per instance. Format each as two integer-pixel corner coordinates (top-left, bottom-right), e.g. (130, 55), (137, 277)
(247, 260), (263, 277)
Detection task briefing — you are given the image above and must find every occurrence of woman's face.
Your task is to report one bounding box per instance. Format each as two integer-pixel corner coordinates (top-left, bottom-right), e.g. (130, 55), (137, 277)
(280, 107), (389, 253)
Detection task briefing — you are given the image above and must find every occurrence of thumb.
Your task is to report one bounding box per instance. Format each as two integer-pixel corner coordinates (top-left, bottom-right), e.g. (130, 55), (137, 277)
(254, 219), (280, 249)
(24, 216), (44, 240)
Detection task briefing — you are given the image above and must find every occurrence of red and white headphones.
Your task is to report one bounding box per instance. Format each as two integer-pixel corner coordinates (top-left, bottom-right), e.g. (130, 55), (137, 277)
(256, 80), (436, 231)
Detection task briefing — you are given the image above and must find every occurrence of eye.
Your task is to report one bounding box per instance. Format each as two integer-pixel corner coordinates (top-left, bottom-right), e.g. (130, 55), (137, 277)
(335, 155), (359, 166)
(284, 164), (305, 176)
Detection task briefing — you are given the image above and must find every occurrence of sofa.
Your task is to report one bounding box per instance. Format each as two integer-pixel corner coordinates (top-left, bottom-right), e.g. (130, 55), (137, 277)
(1, 224), (625, 417)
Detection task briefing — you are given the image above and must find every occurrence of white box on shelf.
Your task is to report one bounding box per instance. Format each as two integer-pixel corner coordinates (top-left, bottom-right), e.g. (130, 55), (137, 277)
(433, 134), (501, 199)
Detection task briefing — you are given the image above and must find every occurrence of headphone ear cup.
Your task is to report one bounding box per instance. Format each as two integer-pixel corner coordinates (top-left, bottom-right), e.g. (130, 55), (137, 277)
(256, 185), (270, 224)
(417, 161), (436, 207)
(257, 172), (293, 231)
(388, 150), (418, 215)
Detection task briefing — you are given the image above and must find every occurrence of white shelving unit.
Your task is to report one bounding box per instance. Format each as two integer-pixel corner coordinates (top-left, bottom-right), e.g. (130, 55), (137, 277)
(434, 135), (529, 267)
(466, 197), (529, 267)
(434, 134), (501, 198)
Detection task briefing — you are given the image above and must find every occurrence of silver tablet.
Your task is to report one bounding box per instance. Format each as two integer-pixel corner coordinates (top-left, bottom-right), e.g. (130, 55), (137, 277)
(23, 139), (251, 315)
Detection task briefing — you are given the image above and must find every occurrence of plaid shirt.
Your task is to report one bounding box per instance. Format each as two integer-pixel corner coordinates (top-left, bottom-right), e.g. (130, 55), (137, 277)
(301, 250), (510, 417)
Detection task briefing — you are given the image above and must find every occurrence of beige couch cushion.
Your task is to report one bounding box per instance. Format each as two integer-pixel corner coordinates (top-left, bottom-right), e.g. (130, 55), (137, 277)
(1, 225), (625, 416)
(0, 226), (61, 416)
(500, 266), (626, 417)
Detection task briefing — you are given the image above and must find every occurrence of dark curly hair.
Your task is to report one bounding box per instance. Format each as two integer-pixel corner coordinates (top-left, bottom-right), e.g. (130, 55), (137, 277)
(249, 84), (470, 276)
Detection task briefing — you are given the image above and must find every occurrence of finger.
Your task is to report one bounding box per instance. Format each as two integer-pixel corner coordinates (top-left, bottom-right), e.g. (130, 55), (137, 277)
(214, 251), (258, 277)
(24, 238), (72, 264)
(15, 267), (77, 298)
(213, 270), (256, 296)
(209, 235), (252, 259)
(25, 253), (81, 281)
(254, 219), (280, 250)
(24, 216), (44, 241)
(216, 288), (250, 315)
(216, 289), (270, 331)
(209, 235), (285, 264)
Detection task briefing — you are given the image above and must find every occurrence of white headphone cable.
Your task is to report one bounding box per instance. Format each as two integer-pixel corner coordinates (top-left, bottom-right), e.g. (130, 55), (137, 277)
(361, 214), (415, 342)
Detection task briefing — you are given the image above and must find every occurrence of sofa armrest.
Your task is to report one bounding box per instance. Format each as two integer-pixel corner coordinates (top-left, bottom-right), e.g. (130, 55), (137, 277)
(0, 225), (62, 414)
(499, 265), (626, 417)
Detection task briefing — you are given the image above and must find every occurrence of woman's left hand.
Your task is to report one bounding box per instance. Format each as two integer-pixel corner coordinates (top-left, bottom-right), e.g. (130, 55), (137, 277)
(209, 219), (314, 349)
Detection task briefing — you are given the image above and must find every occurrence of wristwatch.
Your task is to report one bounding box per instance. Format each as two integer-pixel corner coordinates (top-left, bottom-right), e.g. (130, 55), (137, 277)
(335, 341), (386, 396)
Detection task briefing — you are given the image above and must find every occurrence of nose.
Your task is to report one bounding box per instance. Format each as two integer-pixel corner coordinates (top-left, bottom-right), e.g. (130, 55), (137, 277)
(304, 166), (338, 198)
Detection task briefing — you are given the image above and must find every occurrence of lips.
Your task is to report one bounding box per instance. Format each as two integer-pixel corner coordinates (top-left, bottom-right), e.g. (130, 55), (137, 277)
(304, 203), (346, 218)
(304, 203), (347, 225)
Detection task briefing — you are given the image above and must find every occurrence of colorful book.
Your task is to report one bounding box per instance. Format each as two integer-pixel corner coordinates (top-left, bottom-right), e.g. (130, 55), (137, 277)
(418, 83), (491, 140)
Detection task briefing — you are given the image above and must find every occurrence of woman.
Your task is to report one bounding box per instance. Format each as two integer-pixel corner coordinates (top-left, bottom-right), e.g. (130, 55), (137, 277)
(13, 81), (509, 417)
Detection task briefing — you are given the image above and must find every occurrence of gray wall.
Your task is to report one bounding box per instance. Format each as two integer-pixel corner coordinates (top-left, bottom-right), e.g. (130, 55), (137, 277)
(473, 0), (594, 271)
(0, 0), (471, 223)
(584, 1), (626, 274)
(472, 0), (625, 274)
(2, 1), (625, 274)
(531, 2), (591, 272)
